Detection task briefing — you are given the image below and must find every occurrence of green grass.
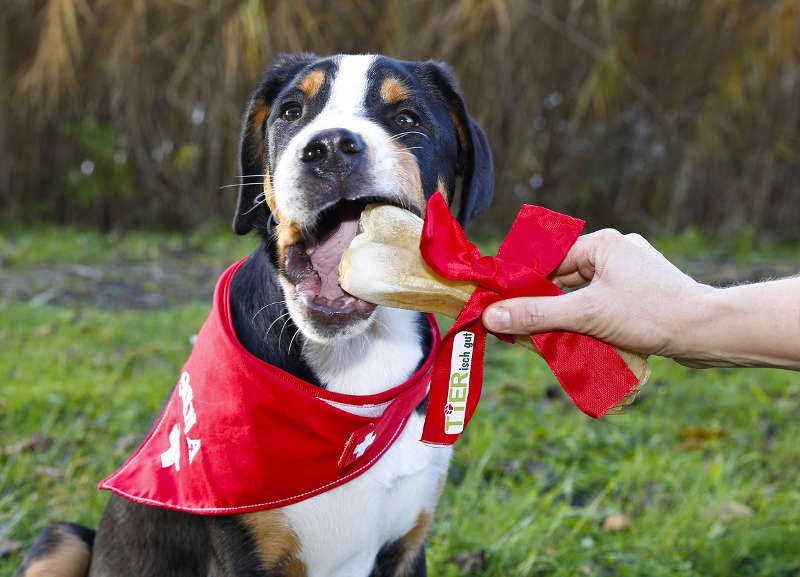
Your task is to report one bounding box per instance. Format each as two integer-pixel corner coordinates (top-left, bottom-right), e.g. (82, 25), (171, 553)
(0, 222), (253, 268)
(1, 227), (799, 576)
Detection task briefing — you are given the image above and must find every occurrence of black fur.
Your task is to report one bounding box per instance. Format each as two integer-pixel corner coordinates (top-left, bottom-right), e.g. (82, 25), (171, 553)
(235, 53), (323, 236)
(91, 496), (313, 576)
(20, 54), (491, 577)
(371, 542), (427, 577)
(90, 498), (212, 576)
(229, 246), (321, 386)
(418, 61), (495, 226)
(233, 54), (494, 237)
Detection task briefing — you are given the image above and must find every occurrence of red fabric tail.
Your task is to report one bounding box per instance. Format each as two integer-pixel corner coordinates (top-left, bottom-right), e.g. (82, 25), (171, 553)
(419, 192), (640, 445)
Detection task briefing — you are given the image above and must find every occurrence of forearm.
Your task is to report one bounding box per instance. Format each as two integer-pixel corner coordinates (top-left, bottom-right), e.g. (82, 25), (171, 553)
(674, 277), (800, 369)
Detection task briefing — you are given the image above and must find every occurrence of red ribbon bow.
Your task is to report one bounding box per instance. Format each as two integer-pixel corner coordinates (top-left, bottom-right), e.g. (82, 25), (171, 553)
(419, 192), (640, 446)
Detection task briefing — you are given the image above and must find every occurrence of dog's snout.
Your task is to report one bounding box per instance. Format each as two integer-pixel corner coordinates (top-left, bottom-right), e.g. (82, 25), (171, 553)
(300, 128), (365, 172)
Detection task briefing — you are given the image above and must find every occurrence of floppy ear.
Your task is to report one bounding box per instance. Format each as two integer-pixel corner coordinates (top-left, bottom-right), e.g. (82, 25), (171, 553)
(423, 62), (494, 227)
(233, 53), (319, 235)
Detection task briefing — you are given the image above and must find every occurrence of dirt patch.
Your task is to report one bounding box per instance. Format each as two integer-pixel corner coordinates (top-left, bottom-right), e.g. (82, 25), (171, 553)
(1, 258), (225, 309)
(1, 252), (795, 310)
(680, 259), (797, 288)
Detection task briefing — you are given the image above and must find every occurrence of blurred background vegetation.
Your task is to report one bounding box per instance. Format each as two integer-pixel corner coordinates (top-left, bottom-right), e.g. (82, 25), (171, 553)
(1, 0), (799, 237)
(2, 3), (800, 575)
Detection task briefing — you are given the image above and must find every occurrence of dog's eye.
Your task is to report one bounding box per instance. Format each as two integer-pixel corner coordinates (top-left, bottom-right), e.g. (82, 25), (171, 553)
(393, 110), (420, 128)
(281, 104), (303, 122)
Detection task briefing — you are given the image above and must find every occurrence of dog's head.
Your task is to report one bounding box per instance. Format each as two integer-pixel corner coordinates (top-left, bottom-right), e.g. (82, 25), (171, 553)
(234, 53), (493, 343)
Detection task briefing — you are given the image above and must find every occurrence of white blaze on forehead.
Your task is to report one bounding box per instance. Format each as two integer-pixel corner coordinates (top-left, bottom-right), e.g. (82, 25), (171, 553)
(272, 53), (415, 232)
(324, 54), (376, 116)
(272, 55), (427, 348)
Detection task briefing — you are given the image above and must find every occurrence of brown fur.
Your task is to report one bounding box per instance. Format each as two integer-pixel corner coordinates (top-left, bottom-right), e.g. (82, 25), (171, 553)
(436, 176), (449, 201)
(298, 69), (325, 99)
(275, 218), (303, 262)
(242, 511), (307, 576)
(449, 108), (467, 157)
(393, 511), (433, 577)
(276, 219), (302, 245)
(380, 76), (410, 104)
(247, 98), (271, 167)
(263, 172), (276, 212)
(17, 528), (90, 577)
(392, 141), (425, 213)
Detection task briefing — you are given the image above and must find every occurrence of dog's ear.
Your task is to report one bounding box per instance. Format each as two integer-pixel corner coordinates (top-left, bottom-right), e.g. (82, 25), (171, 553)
(422, 62), (494, 227)
(234, 53), (319, 235)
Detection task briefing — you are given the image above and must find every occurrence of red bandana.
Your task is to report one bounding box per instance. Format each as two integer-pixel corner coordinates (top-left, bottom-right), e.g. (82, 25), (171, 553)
(99, 259), (440, 514)
(419, 192), (641, 446)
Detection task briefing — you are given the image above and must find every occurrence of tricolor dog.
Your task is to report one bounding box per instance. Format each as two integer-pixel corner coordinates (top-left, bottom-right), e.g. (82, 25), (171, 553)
(15, 53), (493, 577)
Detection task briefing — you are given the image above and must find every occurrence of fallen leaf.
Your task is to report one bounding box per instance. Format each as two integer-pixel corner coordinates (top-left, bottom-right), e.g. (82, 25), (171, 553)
(35, 465), (64, 480)
(33, 324), (54, 337)
(602, 513), (632, 531)
(678, 426), (728, 450)
(450, 549), (486, 575)
(704, 501), (753, 522)
(4, 433), (55, 456)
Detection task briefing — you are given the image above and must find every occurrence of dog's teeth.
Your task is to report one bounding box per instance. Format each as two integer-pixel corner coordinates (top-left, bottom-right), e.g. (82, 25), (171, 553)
(306, 246), (315, 256)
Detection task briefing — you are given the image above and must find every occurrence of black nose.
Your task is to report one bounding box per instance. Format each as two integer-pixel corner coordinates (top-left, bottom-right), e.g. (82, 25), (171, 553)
(300, 129), (365, 174)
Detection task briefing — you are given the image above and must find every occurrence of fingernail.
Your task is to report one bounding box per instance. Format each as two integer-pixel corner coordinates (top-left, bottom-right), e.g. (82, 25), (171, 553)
(485, 307), (510, 332)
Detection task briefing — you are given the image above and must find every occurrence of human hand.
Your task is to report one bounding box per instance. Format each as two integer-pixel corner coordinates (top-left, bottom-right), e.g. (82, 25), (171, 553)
(482, 229), (713, 362)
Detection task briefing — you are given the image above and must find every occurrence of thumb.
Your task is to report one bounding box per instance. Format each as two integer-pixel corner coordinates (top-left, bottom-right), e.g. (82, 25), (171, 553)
(482, 292), (588, 335)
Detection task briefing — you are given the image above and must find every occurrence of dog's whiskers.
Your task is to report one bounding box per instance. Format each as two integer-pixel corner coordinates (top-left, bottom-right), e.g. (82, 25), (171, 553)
(242, 192), (268, 215)
(261, 312), (291, 338)
(252, 299), (287, 323)
(218, 182), (264, 191)
(278, 315), (293, 349)
(287, 328), (301, 355)
(388, 131), (428, 141)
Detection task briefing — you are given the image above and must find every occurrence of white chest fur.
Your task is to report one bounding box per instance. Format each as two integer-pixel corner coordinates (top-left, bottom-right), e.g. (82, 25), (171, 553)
(286, 308), (452, 577)
(283, 414), (451, 577)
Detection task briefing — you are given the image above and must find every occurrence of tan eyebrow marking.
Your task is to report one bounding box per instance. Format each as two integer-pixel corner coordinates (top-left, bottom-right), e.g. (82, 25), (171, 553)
(393, 141), (425, 212)
(380, 76), (410, 104)
(298, 69), (325, 98)
(437, 176), (449, 202)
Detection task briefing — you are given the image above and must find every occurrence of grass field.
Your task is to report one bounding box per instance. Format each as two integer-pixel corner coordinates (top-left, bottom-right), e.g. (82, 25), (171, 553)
(1, 226), (799, 576)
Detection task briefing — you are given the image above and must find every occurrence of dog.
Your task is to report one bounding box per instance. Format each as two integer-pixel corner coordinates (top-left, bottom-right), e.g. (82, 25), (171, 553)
(15, 53), (494, 577)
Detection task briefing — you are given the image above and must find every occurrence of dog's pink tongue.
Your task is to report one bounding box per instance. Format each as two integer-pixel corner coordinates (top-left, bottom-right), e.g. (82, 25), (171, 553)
(309, 212), (360, 301)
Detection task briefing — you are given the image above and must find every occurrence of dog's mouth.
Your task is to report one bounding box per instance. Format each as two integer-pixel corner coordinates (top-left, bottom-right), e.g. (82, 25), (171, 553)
(283, 198), (397, 318)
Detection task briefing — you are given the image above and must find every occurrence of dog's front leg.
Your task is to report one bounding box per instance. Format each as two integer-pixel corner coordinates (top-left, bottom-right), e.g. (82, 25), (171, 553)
(89, 496), (212, 577)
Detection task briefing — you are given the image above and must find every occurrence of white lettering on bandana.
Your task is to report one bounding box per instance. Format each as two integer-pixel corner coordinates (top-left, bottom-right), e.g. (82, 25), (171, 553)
(161, 372), (202, 470)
